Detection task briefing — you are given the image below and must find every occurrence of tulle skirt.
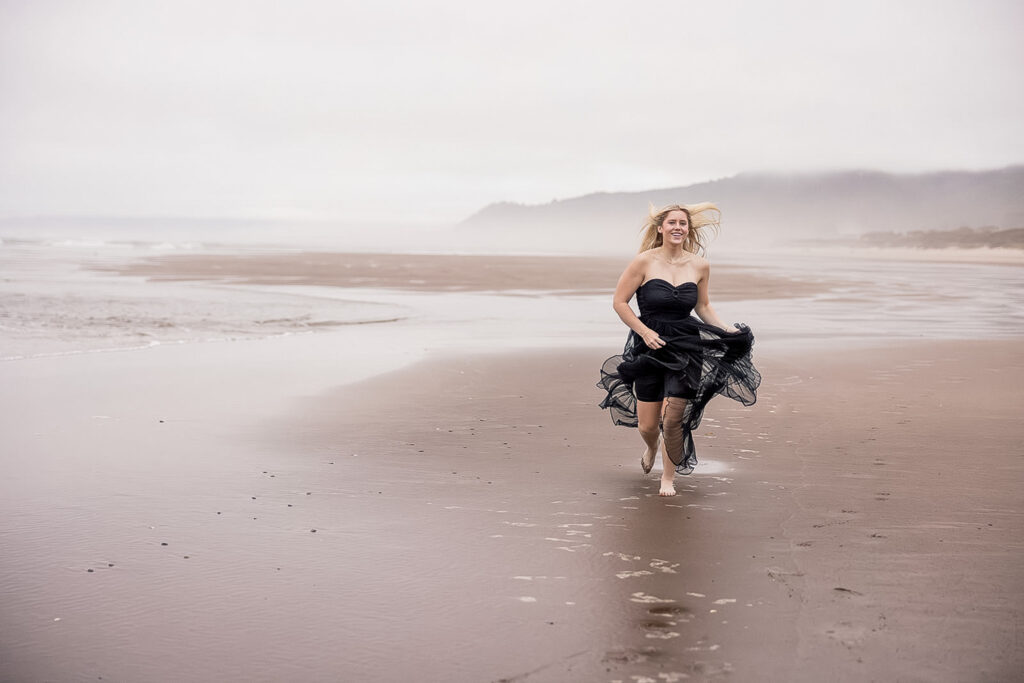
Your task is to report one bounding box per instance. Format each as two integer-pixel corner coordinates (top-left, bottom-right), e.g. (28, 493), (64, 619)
(597, 315), (761, 472)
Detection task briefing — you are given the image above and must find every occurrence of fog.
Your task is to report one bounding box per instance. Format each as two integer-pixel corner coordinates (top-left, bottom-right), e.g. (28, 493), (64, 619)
(2, 0), (1022, 233)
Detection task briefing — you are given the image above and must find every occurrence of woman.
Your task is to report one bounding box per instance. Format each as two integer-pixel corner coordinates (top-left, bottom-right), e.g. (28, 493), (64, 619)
(597, 203), (761, 496)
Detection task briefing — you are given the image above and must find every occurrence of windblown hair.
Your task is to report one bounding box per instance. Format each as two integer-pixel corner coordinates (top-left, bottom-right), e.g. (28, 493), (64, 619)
(638, 202), (721, 255)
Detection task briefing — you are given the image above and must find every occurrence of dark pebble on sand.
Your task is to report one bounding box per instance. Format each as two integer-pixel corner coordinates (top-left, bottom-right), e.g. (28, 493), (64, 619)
(306, 492), (311, 495)
(184, 556), (190, 559)
(161, 542), (168, 546)
(108, 563), (114, 567)
(87, 568), (94, 572)
(310, 529), (317, 533)
(159, 420), (164, 423)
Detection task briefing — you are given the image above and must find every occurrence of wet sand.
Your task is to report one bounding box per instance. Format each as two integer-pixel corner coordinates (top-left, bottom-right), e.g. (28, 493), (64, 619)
(792, 244), (1024, 267)
(101, 251), (827, 298)
(3, 246), (1023, 681)
(266, 340), (1024, 681)
(2, 331), (1021, 681)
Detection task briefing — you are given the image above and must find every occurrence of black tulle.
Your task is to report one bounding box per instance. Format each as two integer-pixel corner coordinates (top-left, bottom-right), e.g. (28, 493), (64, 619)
(597, 279), (761, 474)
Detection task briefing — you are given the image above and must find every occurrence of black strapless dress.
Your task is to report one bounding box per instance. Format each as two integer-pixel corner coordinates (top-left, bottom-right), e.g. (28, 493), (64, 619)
(597, 279), (761, 473)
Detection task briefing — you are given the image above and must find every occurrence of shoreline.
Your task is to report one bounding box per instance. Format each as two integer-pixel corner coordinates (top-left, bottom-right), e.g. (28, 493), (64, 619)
(96, 251), (833, 299)
(779, 243), (1024, 266)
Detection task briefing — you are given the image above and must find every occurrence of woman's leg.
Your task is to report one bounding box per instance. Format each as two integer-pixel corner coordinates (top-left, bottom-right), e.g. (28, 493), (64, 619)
(636, 399), (663, 473)
(659, 397), (690, 496)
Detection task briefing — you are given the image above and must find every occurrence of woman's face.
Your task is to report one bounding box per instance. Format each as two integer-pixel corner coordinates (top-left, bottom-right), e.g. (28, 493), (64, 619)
(658, 210), (689, 245)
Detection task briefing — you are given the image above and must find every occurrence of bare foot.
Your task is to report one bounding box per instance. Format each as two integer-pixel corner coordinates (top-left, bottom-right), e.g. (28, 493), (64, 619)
(659, 477), (676, 497)
(641, 439), (659, 474)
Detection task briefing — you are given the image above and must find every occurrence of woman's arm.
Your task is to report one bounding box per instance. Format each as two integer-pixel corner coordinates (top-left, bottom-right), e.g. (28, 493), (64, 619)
(612, 255), (666, 349)
(694, 262), (739, 333)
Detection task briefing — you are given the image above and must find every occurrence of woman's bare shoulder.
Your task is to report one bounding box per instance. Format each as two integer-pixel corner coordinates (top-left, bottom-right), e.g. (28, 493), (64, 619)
(628, 250), (655, 270)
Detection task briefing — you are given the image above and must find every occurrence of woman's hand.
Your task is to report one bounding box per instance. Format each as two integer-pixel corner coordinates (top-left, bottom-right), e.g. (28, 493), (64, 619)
(641, 329), (666, 349)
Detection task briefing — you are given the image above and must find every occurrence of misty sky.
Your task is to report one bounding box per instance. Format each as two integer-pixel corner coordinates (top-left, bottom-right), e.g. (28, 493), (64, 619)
(1, 0), (1022, 225)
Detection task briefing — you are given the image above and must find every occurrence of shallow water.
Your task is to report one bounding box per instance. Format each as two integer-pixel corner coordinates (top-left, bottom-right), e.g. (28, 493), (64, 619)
(2, 240), (1022, 370)
(0, 243), (409, 360)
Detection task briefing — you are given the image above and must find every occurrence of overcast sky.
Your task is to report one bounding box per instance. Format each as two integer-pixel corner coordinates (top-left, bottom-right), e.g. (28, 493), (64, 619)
(1, 0), (1021, 225)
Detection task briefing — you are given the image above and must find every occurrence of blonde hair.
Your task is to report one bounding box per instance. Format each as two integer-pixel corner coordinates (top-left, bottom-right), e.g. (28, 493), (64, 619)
(638, 202), (721, 255)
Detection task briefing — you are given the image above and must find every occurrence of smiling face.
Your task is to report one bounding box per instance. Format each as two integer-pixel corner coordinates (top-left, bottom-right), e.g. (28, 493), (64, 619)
(657, 209), (690, 246)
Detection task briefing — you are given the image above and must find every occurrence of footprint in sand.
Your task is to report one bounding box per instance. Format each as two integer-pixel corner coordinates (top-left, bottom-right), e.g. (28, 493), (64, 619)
(648, 605), (693, 623)
(604, 552), (642, 562)
(617, 570), (655, 579)
(630, 592), (676, 604)
(648, 559), (679, 574)
(601, 647), (657, 665)
(638, 605), (689, 641)
(644, 630), (681, 640)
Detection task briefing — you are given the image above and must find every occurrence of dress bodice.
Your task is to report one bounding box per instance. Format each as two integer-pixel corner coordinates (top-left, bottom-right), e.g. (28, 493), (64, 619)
(636, 279), (698, 321)
(599, 276), (759, 473)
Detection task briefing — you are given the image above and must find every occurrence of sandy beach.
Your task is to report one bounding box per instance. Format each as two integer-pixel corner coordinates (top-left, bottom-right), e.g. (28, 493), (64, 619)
(100, 250), (826, 299)
(1, 247), (1022, 681)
